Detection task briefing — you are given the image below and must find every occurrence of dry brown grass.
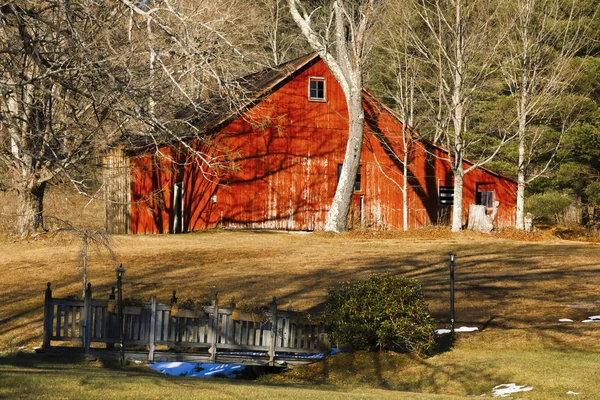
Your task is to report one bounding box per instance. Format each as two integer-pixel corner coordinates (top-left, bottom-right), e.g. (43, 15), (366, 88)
(1, 225), (599, 351)
(0, 185), (105, 240)
(2, 189), (600, 398)
(1, 187), (599, 351)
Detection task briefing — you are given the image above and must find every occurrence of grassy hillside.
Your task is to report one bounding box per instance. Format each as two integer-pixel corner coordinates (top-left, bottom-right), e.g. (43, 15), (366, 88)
(1, 190), (599, 398)
(2, 229), (599, 348)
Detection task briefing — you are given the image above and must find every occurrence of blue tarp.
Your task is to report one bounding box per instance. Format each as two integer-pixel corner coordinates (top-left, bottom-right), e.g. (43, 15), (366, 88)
(148, 350), (332, 378)
(148, 362), (247, 378)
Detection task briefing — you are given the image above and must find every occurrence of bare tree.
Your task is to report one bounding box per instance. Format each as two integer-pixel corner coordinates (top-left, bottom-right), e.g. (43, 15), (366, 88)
(0, 2), (117, 237)
(0, 1), (257, 237)
(370, 5), (420, 231)
(55, 219), (116, 297)
(400, 0), (512, 231)
(258, 0), (307, 66)
(112, 0), (257, 146)
(287, 0), (378, 232)
(500, 0), (595, 229)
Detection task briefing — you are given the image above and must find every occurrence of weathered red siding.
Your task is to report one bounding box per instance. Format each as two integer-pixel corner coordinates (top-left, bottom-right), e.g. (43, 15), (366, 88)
(128, 58), (516, 233)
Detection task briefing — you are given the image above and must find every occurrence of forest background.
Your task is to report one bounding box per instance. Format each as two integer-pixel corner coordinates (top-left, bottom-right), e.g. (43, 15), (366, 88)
(0, 0), (599, 237)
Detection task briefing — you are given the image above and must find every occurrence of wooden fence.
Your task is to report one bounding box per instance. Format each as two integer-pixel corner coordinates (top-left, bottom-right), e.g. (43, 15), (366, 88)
(42, 283), (329, 366)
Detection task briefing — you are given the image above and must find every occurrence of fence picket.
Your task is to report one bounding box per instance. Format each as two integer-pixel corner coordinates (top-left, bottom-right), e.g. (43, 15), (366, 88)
(148, 297), (156, 361)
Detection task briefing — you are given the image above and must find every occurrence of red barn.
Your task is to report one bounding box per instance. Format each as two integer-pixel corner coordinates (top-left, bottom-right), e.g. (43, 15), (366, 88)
(103, 53), (516, 234)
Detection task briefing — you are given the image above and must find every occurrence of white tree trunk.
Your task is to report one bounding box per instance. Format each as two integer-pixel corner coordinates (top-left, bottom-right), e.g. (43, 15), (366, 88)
(450, 0), (466, 233)
(515, 53), (529, 230)
(403, 164), (408, 231)
(325, 89), (365, 232)
(451, 171), (464, 232)
(515, 134), (527, 230)
(288, 0), (374, 233)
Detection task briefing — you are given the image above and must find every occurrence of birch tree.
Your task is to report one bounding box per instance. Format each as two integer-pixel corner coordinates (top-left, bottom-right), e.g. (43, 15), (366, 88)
(287, 0), (378, 232)
(402, 0), (511, 231)
(500, 0), (595, 229)
(370, 3), (420, 231)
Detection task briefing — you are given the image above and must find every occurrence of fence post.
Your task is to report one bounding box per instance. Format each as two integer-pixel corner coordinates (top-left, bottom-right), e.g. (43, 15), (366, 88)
(82, 283), (92, 353)
(170, 290), (178, 342)
(107, 287), (116, 349)
(450, 253), (456, 336)
(268, 297), (277, 365)
(43, 282), (53, 349)
(116, 265), (125, 367)
(148, 296), (156, 362)
(209, 293), (218, 363)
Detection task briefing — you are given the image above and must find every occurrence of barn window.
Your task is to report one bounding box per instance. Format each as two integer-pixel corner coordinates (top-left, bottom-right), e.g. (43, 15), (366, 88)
(338, 164), (362, 192)
(479, 191), (494, 208)
(476, 183), (496, 210)
(308, 77), (326, 101)
(438, 185), (454, 206)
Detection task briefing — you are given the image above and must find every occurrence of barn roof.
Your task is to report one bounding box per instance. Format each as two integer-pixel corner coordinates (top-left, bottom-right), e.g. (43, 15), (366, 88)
(176, 52), (319, 131)
(119, 52), (515, 184)
(117, 53), (320, 153)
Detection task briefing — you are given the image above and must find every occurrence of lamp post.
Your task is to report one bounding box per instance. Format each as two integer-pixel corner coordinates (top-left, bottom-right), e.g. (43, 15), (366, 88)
(115, 264), (125, 367)
(449, 254), (455, 336)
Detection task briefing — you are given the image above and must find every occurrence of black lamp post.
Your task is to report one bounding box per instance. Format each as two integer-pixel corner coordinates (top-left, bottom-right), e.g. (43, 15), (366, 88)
(115, 264), (125, 367)
(449, 254), (455, 336)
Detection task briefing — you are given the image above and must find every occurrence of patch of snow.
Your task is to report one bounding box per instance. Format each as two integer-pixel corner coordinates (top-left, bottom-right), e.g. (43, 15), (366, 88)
(559, 318), (573, 323)
(436, 326), (479, 334)
(566, 390), (581, 395)
(491, 383), (533, 397)
(581, 315), (600, 323)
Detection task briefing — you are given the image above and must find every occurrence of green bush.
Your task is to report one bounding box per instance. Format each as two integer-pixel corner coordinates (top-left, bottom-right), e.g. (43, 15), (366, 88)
(324, 274), (436, 356)
(526, 191), (574, 224)
(585, 181), (600, 206)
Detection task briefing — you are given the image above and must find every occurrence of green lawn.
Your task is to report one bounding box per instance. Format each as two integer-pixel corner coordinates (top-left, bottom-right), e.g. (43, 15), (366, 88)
(1, 326), (599, 399)
(0, 353), (462, 400)
(262, 327), (600, 399)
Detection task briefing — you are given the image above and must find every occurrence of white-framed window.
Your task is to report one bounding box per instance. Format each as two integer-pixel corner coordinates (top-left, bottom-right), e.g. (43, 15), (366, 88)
(476, 183), (496, 210)
(479, 190), (495, 209)
(308, 76), (326, 102)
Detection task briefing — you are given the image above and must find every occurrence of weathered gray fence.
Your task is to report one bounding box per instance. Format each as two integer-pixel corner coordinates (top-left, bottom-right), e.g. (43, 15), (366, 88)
(42, 283), (329, 366)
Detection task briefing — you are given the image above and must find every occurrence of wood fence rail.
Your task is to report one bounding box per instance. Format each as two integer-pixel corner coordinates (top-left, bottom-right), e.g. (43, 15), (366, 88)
(42, 283), (329, 366)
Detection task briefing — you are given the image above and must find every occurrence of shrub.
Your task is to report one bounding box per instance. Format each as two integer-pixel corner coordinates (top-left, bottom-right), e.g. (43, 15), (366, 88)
(526, 191), (574, 224)
(585, 181), (600, 206)
(324, 274), (436, 356)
